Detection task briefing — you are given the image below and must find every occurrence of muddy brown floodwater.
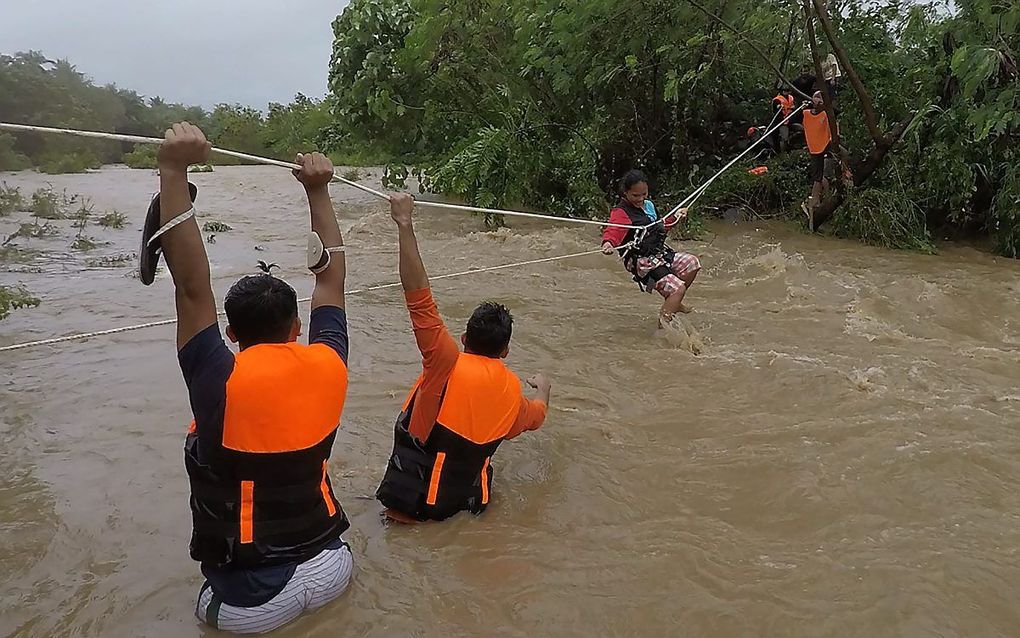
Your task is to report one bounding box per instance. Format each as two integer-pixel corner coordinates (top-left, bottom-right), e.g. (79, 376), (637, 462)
(1, 165), (1020, 638)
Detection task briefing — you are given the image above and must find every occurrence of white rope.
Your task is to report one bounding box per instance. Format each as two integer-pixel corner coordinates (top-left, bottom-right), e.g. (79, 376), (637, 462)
(653, 104), (805, 228)
(0, 104), (798, 354)
(0, 122), (643, 230)
(0, 245), (618, 353)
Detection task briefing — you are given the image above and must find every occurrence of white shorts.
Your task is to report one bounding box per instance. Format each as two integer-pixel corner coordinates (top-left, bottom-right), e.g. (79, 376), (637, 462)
(196, 542), (354, 634)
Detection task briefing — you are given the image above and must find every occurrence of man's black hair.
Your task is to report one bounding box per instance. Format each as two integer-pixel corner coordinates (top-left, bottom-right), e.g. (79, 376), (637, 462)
(224, 275), (298, 347)
(620, 169), (648, 193)
(464, 302), (513, 358)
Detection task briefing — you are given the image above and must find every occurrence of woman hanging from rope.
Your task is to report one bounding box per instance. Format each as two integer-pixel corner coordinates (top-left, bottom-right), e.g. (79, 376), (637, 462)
(600, 170), (702, 325)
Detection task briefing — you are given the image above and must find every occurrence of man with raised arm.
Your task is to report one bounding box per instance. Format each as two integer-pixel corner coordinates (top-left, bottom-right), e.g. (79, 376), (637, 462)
(149, 122), (353, 633)
(375, 193), (552, 523)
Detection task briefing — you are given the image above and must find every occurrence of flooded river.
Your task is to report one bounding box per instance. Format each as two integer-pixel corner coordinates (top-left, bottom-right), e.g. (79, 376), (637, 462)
(2, 166), (1019, 637)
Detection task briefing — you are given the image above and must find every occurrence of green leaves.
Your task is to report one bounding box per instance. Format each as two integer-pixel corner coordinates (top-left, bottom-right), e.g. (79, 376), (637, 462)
(321, 0), (1020, 257)
(950, 45), (1000, 98)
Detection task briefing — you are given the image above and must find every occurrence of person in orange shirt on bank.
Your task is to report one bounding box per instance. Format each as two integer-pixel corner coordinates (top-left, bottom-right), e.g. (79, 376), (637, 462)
(801, 90), (837, 229)
(375, 193), (552, 523)
(771, 88), (801, 152)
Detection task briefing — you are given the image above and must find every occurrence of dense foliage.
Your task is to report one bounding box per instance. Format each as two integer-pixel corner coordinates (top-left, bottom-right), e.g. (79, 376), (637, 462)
(327, 0), (1018, 255)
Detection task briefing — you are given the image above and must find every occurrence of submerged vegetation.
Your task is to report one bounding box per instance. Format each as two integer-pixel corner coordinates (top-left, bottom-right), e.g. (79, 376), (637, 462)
(0, 182), (25, 215)
(0, 284), (38, 320)
(202, 221), (233, 233)
(96, 210), (127, 229)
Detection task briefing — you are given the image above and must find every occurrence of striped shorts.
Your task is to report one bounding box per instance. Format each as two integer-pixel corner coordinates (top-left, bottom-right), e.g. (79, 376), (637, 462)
(196, 543), (354, 634)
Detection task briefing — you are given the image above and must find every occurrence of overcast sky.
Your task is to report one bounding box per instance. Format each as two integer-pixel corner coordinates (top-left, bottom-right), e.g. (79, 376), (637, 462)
(0, 0), (350, 108)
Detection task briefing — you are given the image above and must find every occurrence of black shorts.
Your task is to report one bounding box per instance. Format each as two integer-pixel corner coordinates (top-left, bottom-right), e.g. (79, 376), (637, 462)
(810, 146), (834, 183)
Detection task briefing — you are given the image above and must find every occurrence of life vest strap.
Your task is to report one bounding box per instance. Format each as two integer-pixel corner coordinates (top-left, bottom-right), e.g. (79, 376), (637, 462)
(193, 501), (338, 538)
(189, 477), (323, 502)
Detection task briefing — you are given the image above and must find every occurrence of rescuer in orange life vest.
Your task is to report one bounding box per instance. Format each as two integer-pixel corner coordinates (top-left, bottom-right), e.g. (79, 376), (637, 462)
(145, 123), (354, 633)
(771, 89), (802, 152)
(376, 193), (553, 523)
(801, 90), (838, 229)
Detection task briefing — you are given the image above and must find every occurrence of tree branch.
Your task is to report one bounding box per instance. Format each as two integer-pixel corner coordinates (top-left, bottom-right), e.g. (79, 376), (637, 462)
(811, 112), (917, 228)
(684, 0), (813, 100)
(808, 0), (884, 144)
(803, 0), (846, 164)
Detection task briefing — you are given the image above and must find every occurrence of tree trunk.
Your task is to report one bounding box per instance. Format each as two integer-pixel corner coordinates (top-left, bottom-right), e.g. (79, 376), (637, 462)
(809, 0), (883, 144)
(803, 0), (844, 160)
(812, 114), (917, 227)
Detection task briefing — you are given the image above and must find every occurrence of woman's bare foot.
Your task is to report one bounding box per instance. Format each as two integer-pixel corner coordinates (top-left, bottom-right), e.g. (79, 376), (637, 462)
(678, 303), (693, 314)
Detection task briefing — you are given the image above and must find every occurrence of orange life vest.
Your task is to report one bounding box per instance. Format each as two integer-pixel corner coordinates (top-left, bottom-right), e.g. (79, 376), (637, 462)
(803, 109), (832, 154)
(186, 342), (350, 569)
(376, 352), (524, 521)
(773, 94), (795, 118)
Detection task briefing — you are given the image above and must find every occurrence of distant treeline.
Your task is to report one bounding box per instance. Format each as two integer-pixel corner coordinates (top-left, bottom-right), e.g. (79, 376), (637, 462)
(0, 51), (382, 174)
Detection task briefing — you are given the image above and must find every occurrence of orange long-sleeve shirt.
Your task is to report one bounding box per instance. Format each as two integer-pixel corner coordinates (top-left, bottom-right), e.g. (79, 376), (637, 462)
(403, 288), (547, 443)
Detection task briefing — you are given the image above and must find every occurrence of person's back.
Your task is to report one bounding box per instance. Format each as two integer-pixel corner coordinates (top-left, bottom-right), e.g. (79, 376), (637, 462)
(148, 124), (355, 633)
(185, 331), (350, 569)
(375, 194), (551, 523)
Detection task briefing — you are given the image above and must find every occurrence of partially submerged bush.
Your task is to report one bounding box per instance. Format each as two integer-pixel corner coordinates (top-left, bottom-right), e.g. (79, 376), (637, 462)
(71, 236), (98, 251)
(340, 168), (363, 182)
(4, 221), (59, 243)
(37, 151), (101, 175)
(97, 210), (127, 229)
(86, 252), (134, 268)
(0, 183), (25, 216)
(202, 221), (232, 233)
(123, 146), (159, 169)
(829, 187), (936, 254)
(30, 187), (76, 219)
(71, 198), (97, 250)
(0, 284), (40, 320)
(991, 171), (1020, 259)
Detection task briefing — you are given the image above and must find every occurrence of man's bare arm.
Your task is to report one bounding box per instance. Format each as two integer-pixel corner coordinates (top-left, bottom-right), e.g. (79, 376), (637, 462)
(156, 122), (216, 349)
(294, 153), (345, 310)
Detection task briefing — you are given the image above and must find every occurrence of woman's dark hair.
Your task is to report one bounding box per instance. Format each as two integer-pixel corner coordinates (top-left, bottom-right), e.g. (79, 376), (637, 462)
(464, 301), (513, 358)
(224, 275), (298, 347)
(620, 169), (648, 193)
